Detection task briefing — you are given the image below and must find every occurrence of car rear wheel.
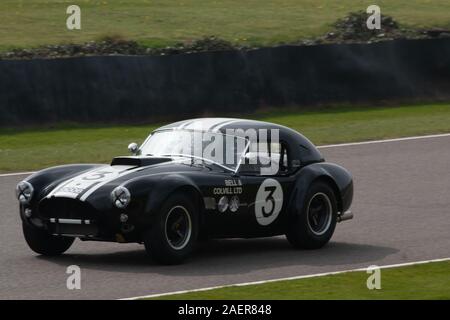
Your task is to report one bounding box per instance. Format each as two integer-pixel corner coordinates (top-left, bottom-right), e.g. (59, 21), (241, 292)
(22, 222), (74, 256)
(143, 193), (198, 264)
(286, 181), (338, 249)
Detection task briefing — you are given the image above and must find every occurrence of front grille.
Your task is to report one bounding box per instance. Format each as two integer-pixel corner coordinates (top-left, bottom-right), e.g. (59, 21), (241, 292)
(48, 222), (99, 237)
(39, 197), (98, 220)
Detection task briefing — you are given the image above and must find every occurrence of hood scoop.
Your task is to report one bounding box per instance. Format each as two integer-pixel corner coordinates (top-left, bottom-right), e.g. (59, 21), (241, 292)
(111, 156), (172, 167)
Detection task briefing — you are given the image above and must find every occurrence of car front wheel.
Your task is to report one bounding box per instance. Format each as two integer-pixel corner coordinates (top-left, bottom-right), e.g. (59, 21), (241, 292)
(286, 181), (338, 249)
(22, 222), (74, 256)
(143, 193), (198, 264)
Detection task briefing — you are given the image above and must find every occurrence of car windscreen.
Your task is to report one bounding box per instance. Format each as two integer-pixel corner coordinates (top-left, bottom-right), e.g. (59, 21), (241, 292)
(139, 130), (248, 171)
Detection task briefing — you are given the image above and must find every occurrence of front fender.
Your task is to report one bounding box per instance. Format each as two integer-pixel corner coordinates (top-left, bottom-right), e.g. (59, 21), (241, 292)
(288, 162), (353, 217)
(23, 164), (104, 205)
(123, 173), (202, 222)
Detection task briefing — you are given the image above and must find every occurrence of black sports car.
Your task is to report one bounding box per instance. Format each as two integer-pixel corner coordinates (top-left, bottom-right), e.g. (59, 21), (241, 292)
(16, 118), (353, 264)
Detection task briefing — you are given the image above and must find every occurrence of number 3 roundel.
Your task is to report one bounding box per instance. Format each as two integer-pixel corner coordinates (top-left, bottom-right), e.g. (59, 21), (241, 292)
(255, 179), (283, 226)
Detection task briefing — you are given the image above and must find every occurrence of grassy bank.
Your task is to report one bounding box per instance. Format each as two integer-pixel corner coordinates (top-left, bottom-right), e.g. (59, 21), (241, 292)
(1, 103), (449, 172)
(148, 260), (450, 299)
(1, 0), (450, 51)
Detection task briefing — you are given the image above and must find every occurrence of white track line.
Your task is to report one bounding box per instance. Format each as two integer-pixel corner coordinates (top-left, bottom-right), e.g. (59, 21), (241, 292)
(318, 133), (450, 149)
(0, 171), (35, 177)
(1, 132), (449, 178)
(121, 257), (450, 300)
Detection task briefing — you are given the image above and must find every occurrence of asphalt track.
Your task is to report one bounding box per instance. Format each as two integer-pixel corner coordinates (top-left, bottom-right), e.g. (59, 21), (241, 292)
(0, 135), (449, 299)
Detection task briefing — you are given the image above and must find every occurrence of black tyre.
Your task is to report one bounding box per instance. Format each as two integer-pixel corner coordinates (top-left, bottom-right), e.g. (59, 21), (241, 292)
(143, 193), (198, 265)
(22, 222), (74, 256)
(286, 181), (338, 249)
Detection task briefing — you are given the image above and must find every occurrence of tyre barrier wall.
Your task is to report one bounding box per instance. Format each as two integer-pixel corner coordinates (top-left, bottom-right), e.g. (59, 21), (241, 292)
(0, 38), (449, 125)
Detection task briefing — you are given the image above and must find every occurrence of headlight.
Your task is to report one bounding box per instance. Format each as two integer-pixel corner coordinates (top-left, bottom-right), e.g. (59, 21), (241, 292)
(16, 181), (34, 204)
(111, 186), (131, 209)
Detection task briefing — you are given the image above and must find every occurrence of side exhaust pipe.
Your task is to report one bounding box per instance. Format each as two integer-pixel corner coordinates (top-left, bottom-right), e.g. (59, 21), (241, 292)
(337, 211), (353, 223)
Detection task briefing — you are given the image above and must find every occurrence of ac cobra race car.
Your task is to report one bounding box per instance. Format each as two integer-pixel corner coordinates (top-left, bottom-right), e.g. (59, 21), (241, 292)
(16, 118), (353, 264)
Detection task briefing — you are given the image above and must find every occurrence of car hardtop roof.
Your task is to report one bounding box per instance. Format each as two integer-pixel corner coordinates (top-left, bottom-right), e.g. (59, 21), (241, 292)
(154, 118), (324, 164)
(157, 118), (294, 134)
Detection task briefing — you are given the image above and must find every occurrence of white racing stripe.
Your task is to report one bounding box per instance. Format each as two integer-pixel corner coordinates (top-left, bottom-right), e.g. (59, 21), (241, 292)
(177, 119), (196, 129)
(211, 119), (242, 132)
(120, 257), (450, 300)
(181, 118), (235, 131)
(45, 165), (108, 199)
(78, 166), (143, 201)
(46, 165), (142, 201)
(1, 132), (449, 178)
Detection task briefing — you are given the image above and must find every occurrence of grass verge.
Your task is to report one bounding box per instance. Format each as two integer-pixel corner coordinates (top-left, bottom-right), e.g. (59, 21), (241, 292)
(1, 102), (450, 173)
(1, 0), (450, 51)
(147, 260), (450, 299)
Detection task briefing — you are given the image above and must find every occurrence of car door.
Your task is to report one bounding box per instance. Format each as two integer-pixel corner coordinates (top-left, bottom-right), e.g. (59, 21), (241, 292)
(234, 142), (295, 237)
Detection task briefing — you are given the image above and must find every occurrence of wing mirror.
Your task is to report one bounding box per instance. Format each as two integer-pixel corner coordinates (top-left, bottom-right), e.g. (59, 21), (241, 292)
(128, 142), (139, 155)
